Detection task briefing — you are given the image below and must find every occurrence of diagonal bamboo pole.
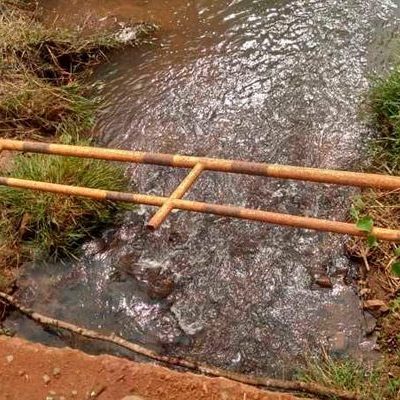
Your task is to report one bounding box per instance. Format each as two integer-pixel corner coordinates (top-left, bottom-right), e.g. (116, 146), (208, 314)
(2, 138), (400, 190)
(147, 163), (204, 230)
(1, 176), (400, 241)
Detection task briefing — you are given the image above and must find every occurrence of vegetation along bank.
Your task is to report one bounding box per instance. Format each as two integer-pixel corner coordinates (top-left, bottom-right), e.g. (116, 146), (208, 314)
(299, 58), (400, 400)
(0, 0), (155, 290)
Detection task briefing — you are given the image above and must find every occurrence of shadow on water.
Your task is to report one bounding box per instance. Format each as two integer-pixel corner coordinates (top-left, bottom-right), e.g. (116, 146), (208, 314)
(6, 0), (400, 376)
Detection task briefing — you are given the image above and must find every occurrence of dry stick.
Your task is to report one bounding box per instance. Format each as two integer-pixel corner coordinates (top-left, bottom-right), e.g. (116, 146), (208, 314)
(0, 291), (361, 400)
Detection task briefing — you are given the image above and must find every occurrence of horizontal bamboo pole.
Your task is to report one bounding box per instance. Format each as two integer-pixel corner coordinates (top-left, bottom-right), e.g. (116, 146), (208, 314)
(147, 163), (204, 230)
(1, 176), (399, 241)
(2, 139), (400, 190)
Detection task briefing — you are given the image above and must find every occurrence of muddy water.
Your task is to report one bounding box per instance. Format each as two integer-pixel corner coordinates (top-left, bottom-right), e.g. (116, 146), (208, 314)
(7, 0), (400, 376)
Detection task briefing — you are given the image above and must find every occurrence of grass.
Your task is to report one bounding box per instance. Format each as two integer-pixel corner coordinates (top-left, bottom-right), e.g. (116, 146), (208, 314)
(348, 64), (400, 292)
(298, 354), (400, 400)
(0, 76), (97, 138)
(0, 136), (131, 262)
(364, 66), (400, 173)
(334, 56), (400, 400)
(348, 66), (400, 290)
(0, 0), (156, 138)
(295, 54), (400, 400)
(0, 0), (153, 288)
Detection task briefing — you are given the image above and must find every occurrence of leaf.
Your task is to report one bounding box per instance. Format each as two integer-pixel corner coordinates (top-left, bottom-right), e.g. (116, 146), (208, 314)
(367, 235), (378, 248)
(356, 216), (374, 233)
(394, 247), (400, 257)
(392, 261), (400, 277)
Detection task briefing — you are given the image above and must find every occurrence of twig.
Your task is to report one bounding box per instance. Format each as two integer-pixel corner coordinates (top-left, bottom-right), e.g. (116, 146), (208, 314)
(0, 291), (361, 400)
(361, 248), (370, 271)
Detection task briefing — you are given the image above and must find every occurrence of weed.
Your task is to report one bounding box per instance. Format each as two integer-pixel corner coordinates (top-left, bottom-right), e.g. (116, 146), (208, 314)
(0, 136), (132, 261)
(363, 66), (400, 173)
(297, 355), (398, 400)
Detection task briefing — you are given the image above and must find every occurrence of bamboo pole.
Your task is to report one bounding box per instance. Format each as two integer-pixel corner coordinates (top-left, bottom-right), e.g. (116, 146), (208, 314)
(2, 139), (400, 190)
(147, 163), (204, 230)
(1, 176), (399, 241)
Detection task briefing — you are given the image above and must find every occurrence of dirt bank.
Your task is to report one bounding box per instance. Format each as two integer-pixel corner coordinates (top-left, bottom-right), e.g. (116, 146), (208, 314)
(0, 336), (298, 400)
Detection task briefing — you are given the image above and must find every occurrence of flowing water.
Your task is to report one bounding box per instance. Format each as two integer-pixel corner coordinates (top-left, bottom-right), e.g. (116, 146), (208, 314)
(6, 0), (400, 376)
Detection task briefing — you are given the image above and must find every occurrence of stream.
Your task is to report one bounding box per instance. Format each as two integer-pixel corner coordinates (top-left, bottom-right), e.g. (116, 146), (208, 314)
(5, 0), (400, 377)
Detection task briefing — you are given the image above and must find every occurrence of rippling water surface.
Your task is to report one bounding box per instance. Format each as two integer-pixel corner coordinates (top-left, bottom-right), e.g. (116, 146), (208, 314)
(8, 0), (400, 376)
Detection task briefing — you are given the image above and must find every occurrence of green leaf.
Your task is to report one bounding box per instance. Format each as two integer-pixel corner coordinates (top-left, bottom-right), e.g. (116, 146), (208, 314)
(356, 216), (374, 233)
(394, 247), (400, 257)
(392, 261), (400, 277)
(367, 235), (378, 248)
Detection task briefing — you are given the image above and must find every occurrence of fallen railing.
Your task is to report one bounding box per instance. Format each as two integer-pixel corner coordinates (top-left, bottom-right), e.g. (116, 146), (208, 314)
(1, 138), (400, 241)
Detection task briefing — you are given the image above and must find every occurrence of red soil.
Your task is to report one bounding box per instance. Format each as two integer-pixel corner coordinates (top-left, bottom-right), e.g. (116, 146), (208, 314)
(0, 337), (298, 400)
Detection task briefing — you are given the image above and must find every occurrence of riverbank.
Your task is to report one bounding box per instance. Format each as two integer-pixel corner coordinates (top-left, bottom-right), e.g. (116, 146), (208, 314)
(300, 65), (400, 399)
(0, 0), (155, 289)
(0, 336), (296, 400)
(351, 66), (400, 391)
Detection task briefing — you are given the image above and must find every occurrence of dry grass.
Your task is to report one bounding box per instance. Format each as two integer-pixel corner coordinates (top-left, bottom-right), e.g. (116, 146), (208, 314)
(348, 190), (400, 294)
(348, 64), (400, 293)
(0, 1), (155, 139)
(341, 58), (400, 385)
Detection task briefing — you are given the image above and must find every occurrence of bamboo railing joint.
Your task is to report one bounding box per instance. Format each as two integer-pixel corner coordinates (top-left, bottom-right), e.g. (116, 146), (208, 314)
(147, 162), (205, 230)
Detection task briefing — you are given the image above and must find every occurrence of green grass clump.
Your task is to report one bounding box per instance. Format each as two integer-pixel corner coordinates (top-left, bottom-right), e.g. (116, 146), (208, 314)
(297, 356), (399, 399)
(365, 66), (400, 173)
(0, 138), (131, 260)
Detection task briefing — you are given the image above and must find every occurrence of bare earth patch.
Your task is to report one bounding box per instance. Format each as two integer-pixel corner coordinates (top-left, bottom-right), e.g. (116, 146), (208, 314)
(0, 336), (298, 400)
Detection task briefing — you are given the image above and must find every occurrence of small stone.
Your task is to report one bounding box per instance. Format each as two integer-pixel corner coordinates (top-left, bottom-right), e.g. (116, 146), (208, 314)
(43, 374), (51, 385)
(52, 367), (61, 377)
(121, 396), (146, 400)
(6, 355), (14, 363)
(18, 370), (25, 376)
(363, 300), (389, 313)
(72, 390), (78, 396)
(49, 391), (56, 396)
(364, 312), (377, 335)
(315, 275), (333, 289)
